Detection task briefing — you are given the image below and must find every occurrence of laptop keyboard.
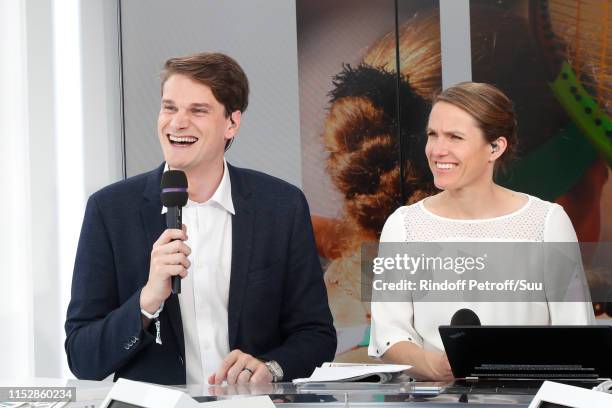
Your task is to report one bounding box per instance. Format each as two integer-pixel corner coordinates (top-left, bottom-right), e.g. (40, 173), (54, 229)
(445, 379), (604, 395)
(473, 373), (599, 378)
(476, 364), (594, 372)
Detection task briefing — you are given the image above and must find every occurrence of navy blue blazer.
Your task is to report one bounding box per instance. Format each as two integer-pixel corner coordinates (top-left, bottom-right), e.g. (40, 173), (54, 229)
(65, 163), (336, 384)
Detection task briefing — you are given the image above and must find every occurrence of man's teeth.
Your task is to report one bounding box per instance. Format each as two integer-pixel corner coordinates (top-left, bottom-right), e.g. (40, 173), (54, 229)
(436, 162), (456, 169)
(169, 135), (197, 143)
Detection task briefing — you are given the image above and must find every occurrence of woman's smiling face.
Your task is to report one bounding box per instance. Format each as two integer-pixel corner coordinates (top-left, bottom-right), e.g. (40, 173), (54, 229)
(425, 101), (496, 192)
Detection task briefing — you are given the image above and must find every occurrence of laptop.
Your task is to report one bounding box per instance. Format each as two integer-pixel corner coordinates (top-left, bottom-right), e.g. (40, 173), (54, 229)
(438, 325), (612, 395)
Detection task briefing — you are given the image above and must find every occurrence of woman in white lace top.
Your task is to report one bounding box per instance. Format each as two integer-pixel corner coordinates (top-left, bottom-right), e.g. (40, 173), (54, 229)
(368, 82), (596, 381)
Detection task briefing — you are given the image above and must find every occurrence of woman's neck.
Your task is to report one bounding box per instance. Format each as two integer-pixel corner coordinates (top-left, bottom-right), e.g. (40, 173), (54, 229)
(428, 183), (525, 220)
(443, 185), (499, 218)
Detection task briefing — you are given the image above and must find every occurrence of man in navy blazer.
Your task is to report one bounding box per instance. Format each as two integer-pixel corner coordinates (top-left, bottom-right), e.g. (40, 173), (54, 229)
(65, 52), (336, 385)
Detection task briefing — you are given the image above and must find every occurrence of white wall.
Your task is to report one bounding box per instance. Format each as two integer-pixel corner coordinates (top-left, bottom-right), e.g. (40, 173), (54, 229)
(0, 0), (123, 379)
(27, 0), (61, 378)
(0, 0), (35, 379)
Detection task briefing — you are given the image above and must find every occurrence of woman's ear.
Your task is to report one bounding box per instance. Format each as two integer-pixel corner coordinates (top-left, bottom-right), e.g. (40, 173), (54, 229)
(490, 136), (507, 162)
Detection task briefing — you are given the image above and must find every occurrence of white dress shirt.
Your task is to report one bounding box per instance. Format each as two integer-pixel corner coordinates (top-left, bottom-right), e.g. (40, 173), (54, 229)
(162, 160), (234, 385)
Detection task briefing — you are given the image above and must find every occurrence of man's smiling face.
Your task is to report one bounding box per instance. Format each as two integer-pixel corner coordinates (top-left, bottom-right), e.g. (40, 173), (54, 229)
(157, 74), (238, 174)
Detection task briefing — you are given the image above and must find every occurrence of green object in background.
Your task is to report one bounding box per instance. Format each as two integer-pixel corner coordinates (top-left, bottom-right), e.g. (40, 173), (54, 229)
(497, 123), (597, 201)
(358, 325), (371, 347)
(550, 61), (612, 166)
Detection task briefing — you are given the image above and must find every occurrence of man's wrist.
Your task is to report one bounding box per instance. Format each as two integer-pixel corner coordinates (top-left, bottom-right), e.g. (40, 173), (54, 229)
(141, 301), (164, 319)
(140, 287), (163, 316)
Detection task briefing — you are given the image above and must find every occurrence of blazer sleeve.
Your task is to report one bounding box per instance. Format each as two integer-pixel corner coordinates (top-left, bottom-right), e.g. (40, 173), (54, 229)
(258, 191), (337, 380)
(64, 195), (155, 380)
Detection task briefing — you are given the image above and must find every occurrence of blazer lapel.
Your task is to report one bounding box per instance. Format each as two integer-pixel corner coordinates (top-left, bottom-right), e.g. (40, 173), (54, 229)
(227, 164), (254, 348)
(140, 163), (185, 360)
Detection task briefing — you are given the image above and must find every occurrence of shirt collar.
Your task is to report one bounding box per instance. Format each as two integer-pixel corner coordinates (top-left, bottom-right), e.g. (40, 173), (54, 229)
(161, 159), (235, 215)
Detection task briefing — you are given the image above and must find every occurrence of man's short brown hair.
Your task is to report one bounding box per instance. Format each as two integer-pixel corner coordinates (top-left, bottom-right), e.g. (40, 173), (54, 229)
(161, 52), (249, 117)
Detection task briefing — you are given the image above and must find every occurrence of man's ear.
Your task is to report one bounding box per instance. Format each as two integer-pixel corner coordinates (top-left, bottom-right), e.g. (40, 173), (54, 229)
(227, 110), (241, 137)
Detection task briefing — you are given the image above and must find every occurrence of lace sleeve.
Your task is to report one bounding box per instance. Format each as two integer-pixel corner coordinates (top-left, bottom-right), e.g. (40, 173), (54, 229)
(369, 208), (423, 358)
(543, 204), (578, 242)
(379, 208), (408, 243)
(544, 204), (595, 324)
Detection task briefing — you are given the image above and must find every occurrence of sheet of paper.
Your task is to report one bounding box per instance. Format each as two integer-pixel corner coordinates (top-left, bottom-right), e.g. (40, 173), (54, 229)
(202, 395), (275, 407)
(293, 363), (411, 383)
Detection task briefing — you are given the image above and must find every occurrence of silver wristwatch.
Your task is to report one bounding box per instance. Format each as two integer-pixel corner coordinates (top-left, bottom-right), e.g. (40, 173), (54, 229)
(264, 360), (284, 382)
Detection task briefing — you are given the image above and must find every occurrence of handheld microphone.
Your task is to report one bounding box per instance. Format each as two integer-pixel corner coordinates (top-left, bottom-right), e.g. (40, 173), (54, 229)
(450, 308), (481, 326)
(160, 170), (188, 294)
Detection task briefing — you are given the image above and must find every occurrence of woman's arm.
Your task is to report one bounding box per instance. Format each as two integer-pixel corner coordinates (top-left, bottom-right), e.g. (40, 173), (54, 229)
(544, 204), (596, 324)
(381, 341), (453, 381)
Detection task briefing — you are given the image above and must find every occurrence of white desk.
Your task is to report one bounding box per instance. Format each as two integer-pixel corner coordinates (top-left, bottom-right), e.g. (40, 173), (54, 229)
(1, 378), (537, 407)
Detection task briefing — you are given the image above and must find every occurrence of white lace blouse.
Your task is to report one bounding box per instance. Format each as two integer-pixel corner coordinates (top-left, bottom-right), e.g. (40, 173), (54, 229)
(368, 194), (596, 358)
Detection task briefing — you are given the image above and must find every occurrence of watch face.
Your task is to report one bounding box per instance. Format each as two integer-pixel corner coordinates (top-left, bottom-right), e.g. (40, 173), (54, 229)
(266, 361), (283, 379)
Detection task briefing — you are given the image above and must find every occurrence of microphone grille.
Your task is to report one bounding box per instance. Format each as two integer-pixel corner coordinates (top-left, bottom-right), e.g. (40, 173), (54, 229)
(160, 170), (188, 207)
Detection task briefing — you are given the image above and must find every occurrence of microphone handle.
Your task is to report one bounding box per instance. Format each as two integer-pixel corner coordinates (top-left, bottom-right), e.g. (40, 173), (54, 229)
(166, 206), (183, 294)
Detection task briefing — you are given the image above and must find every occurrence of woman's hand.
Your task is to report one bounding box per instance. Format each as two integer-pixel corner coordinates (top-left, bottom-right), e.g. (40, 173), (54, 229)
(382, 341), (454, 382)
(423, 350), (454, 382)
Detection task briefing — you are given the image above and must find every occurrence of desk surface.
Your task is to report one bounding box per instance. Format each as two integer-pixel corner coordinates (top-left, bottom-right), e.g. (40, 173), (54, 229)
(197, 382), (533, 407)
(1, 378), (536, 407)
(198, 382), (534, 407)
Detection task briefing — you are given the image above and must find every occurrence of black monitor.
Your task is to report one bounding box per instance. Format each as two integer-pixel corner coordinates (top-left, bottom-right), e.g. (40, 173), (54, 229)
(438, 325), (612, 380)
